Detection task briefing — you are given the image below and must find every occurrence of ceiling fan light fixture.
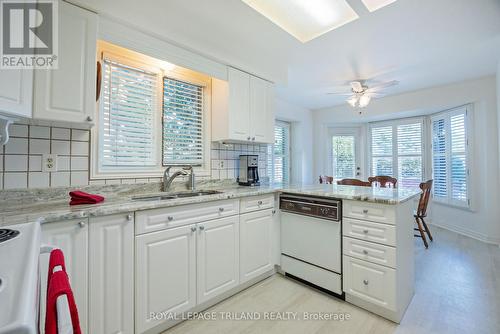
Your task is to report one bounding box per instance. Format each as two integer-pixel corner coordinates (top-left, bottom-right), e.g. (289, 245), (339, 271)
(358, 95), (371, 108)
(347, 96), (358, 107)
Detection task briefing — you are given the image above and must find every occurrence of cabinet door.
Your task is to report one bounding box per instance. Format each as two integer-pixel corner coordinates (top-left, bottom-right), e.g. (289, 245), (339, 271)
(0, 69), (33, 118)
(240, 209), (274, 283)
(33, 1), (97, 124)
(249, 76), (274, 143)
(89, 213), (134, 334)
(228, 67), (250, 140)
(40, 219), (89, 333)
(197, 216), (239, 304)
(136, 224), (196, 333)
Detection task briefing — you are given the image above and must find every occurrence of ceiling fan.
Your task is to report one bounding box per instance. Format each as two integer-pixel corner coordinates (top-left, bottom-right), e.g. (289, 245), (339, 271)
(328, 80), (399, 109)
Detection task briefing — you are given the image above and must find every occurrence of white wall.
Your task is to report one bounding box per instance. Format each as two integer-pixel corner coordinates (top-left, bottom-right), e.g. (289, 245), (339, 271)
(275, 98), (314, 184)
(313, 76), (500, 244)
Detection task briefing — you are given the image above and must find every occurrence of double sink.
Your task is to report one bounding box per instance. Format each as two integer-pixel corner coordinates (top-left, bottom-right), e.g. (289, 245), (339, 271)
(131, 190), (223, 202)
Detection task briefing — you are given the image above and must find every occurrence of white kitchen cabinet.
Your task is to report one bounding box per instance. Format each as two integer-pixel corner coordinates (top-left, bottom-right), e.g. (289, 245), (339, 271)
(135, 224), (196, 334)
(0, 69), (33, 118)
(89, 213), (134, 334)
(197, 216), (239, 304)
(212, 67), (274, 144)
(40, 218), (89, 333)
(33, 1), (97, 124)
(239, 209), (274, 283)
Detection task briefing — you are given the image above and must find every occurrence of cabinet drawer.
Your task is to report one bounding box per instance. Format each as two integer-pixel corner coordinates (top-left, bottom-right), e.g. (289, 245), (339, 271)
(343, 200), (395, 224)
(343, 237), (396, 268)
(135, 199), (239, 235)
(343, 218), (396, 246)
(343, 256), (396, 311)
(240, 194), (274, 213)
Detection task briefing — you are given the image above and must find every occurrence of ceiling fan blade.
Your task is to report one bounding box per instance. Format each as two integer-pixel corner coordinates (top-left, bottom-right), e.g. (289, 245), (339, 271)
(327, 92), (354, 96)
(350, 81), (363, 92)
(366, 92), (385, 98)
(367, 80), (399, 91)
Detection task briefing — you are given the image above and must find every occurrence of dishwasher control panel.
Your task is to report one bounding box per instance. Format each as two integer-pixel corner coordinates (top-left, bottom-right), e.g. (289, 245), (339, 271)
(280, 193), (340, 221)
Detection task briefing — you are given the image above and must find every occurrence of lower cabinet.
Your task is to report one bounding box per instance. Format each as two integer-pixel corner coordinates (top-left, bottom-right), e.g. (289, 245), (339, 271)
(239, 209), (274, 283)
(197, 216), (239, 304)
(135, 224), (197, 334)
(89, 213), (135, 334)
(40, 218), (89, 333)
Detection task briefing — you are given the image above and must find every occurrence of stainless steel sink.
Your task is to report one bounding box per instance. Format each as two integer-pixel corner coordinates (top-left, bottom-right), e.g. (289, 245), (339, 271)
(132, 190), (222, 201)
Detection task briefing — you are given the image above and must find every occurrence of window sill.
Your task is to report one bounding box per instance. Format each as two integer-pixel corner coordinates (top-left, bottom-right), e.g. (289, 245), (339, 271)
(432, 199), (474, 212)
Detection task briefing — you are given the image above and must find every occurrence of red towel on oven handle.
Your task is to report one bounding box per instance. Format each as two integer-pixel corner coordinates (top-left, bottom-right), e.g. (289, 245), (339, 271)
(69, 190), (104, 205)
(45, 250), (81, 334)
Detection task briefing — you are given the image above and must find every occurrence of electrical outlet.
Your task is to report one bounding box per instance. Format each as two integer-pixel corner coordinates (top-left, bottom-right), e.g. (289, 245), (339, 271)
(219, 160), (224, 169)
(42, 154), (58, 172)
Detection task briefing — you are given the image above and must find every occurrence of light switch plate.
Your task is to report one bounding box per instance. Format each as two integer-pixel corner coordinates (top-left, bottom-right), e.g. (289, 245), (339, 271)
(42, 154), (58, 172)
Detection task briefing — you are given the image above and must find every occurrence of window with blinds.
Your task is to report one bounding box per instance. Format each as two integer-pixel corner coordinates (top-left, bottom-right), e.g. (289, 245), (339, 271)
(332, 135), (356, 179)
(431, 106), (470, 207)
(370, 120), (423, 187)
(267, 121), (290, 183)
(163, 77), (204, 165)
(99, 58), (158, 169)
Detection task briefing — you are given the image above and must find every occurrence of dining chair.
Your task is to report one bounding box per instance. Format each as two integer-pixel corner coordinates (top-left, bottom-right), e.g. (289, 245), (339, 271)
(319, 176), (334, 184)
(337, 178), (371, 186)
(368, 176), (398, 188)
(414, 179), (433, 248)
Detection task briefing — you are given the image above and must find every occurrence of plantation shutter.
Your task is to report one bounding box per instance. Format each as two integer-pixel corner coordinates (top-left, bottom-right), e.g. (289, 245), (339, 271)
(163, 77), (204, 165)
(450, 113), (467, 201)
(99, 58), (157, 168)
(371, 126), (393, 176)
(397, 122), (423, 187)
(332, 136), (356, 179)
(268, 121), (290, 183)
(432, 117), (447, 198)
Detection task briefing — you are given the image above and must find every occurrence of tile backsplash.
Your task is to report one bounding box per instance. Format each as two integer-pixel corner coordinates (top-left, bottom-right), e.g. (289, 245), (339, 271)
(0, 124), (269, 190)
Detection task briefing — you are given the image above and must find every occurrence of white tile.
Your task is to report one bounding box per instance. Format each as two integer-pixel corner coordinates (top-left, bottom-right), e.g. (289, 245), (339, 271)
(52, 140), (70, 155)
(4, 172), (27, 189)
(28, 172), (49, 188)
(227, 169), (235, 179)
(30, 139), (50, 154)
(135, 178), (149, 184)
(30, 126), (50, 138)
(71, 129), (90, 142)
(219, 150), (227, 160)
(57, 156), (70, 171)
(52, 128), (71, 140)
(29, 155), (42, 171)
(121, 179), (136, 184)
(211, 170), (219, 180)
(10, 124), (28, 137)
(219, 170), (228, 179)
(89, 180), (106, 185)
(105, 179), (121, 185)
(211, 159), (220, 170)
(71, 171), (89, 186)
(0, 156), (3, 171)
(5, 155), (28, 171)
(227, 160), (235, 169)
(51, 172), (70, 187)
(71, 141), (89, 156)
(0, 176), (3, 190)
(70, 156), (88, 171)
(211, 149), (219, 160)
(5, 138), (28, 154)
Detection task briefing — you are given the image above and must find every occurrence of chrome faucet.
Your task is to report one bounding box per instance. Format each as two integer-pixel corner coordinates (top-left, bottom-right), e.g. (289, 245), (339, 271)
(163, 165), (195, 192)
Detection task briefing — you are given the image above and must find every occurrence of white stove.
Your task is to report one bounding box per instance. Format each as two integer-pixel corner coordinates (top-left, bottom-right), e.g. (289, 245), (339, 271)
(0, 221), (41, 334)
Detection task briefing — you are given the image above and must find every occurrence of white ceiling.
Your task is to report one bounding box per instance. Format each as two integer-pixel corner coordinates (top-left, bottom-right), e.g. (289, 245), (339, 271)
(74, 0), (500, 110)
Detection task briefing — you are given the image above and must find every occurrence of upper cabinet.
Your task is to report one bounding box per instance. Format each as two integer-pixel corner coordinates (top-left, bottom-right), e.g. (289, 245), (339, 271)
(0, 69), (33, 118)
(212, 67), (274, 144)
(33, 1), (97, 124)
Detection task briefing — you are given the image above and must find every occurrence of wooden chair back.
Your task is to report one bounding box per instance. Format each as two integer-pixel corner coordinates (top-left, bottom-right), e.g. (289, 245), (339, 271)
(319, 176), (334, 184)
(417, 179), (433, 217)
(337, 178), (371, 187)
(368, 176), (398, 188)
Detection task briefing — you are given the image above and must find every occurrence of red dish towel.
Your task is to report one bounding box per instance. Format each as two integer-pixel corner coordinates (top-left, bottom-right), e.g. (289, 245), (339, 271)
(45, 251), (82, 334)
(69, 190), (104, 205)
(47, 249), (66, 294)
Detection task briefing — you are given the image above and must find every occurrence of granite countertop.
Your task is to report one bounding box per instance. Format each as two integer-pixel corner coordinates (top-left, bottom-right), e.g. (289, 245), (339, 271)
(0, 183), (421, 227)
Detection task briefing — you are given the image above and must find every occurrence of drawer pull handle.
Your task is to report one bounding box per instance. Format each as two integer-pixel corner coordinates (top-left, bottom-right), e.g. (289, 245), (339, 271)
(219, 207), (224, 212)
(126, 214), (133, 221)
(167, 216), (174, 221)
(362, 209), (369, 214)
(191, 226), (197, 233)
(199, 225), (205, 231)
(363, 229), (369, 234)
(258, 201), (263, 205)
(363, 279), (369, 285)
(78, 221), (86, 228)
(363, 250), (369, 255)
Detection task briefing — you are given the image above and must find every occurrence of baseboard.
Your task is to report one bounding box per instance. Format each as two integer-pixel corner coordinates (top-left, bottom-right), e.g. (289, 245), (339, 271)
(428, 221), (500, 246)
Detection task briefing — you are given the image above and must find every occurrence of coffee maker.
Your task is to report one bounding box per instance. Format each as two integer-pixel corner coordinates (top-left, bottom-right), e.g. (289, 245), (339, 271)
(238, 155), (260, 186)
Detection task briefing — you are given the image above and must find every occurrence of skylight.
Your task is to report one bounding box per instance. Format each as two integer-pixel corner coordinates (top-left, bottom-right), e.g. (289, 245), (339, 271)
(361, 0), (398, 12)
(242, 0), (359, 43)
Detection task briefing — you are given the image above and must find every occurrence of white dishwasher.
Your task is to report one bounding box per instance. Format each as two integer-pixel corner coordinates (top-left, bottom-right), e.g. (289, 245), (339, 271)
(280, 194), (343, 297)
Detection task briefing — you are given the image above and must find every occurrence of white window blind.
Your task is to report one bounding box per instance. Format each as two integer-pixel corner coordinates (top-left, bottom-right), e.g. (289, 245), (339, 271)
(163, 77), (204, 165)
(267, 121), (290, 183)
(332, 135), (356, 179)
(99, 58), (157, 169)
(431, 106), (470, 207)
(370, 119), (423, 187)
